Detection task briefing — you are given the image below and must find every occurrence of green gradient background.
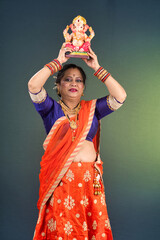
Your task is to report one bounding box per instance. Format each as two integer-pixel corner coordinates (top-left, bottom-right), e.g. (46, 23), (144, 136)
(1, 0), (160, 239)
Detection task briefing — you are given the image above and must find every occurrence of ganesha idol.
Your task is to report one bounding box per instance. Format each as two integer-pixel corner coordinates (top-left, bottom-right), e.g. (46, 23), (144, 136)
(63, 15), (95, 59)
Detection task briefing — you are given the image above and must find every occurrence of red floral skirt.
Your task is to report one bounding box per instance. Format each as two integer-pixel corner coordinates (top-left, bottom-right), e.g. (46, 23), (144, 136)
(34, 162), (113, 240)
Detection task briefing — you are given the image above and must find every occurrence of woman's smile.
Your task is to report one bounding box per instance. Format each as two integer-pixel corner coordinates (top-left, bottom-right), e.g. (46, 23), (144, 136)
(69, 88), (78, 92)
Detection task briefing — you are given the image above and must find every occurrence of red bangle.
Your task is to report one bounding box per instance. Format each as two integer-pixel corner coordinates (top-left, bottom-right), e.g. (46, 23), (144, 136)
(94, 66), (111, 83)
(44, 59), (62, 76)
(52, 59), (62, 70)
(45, 64), (54, 75)
(94, 67), (103, 76)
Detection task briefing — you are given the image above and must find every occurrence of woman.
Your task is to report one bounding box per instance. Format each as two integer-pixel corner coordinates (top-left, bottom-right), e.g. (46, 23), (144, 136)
(28, 44), (127, 240)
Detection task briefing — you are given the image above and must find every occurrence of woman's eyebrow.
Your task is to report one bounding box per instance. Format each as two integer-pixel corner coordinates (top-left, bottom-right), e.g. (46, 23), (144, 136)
(65, 75), (82, 78)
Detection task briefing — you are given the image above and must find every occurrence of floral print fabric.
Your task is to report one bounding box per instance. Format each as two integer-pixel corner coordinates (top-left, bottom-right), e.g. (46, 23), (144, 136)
(35, 162), (113, 240)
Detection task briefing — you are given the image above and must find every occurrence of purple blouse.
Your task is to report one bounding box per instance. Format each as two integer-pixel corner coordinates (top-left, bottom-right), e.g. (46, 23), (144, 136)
(32, 93), (115, 142)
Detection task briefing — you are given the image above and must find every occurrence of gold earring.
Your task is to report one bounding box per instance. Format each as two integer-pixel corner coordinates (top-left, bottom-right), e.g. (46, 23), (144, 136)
(57, 87), (60, 95)
(81, 92), (84, 96)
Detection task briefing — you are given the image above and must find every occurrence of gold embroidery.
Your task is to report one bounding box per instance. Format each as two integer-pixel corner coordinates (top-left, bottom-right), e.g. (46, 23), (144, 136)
(64, 221), (73, 235)
(47, 218), (56, 232)
(29, 87), (47, 104)
(107, 95), (124, 111)
(106, 95), (115, 111)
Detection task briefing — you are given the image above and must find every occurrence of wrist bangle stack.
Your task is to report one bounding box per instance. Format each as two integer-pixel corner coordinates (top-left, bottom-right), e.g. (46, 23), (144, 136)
(45, 59), (62, 75)
(94, 66), (111, 83)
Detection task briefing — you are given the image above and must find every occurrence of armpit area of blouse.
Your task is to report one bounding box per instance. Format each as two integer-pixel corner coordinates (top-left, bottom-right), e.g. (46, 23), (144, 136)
(29, 88), (124, 142)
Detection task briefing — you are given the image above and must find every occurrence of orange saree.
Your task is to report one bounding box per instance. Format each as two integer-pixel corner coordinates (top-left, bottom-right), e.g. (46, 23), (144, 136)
(33, 99), (113, 240)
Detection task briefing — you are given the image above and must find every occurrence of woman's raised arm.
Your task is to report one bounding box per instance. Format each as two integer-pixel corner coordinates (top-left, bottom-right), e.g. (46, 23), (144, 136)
(83, 47), (127, 103)
(28, 67), (51, 93)
(28, 43), (72, 93)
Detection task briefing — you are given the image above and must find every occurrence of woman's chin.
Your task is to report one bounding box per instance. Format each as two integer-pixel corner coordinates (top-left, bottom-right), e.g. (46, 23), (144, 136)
(68, 92), (81, 98)
(62, 93), (81, 101)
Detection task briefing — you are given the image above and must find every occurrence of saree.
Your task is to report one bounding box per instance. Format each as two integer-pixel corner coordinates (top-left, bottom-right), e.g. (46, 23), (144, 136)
(33, 99), (113, 240)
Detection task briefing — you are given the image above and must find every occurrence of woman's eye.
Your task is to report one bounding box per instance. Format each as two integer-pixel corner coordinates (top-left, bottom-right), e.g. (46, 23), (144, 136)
(65, 78), (72, 82)
(76, 79), (83, 82)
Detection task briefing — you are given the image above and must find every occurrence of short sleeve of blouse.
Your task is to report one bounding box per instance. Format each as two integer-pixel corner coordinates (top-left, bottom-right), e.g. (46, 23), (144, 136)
(95, 95), (124, 120)
(28, 88), (55, 118)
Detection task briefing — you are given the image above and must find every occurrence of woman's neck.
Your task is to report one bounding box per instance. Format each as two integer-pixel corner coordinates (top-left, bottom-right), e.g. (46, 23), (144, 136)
(61, 97), (81, 110)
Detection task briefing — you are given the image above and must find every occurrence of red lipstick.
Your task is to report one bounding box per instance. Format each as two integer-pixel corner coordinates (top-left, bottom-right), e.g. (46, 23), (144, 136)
(69, 88), (77, 92)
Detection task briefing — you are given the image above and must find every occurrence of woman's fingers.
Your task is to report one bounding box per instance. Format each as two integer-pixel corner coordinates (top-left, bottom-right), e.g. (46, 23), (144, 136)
(58, 44), (72, 63)
(82, 58), (87, 63)
(87, 51), (97, 61)
(61, 42), (66, 49)
(89, 46), (94, 53)
(88, 48), (98, 62)
(89, 46), (96, 55)
(60, 43), (73, 53)
(64, 47), (73, 52)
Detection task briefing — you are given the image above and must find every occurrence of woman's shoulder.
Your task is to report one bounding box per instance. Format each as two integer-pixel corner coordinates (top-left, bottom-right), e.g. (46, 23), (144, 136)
(29, 87), (63, 117)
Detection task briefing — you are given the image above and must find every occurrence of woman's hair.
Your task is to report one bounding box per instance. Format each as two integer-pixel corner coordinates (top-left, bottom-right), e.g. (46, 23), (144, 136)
(56, 64), (86, 97)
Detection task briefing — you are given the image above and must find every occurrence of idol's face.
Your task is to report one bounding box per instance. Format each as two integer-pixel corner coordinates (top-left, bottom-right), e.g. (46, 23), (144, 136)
(74, 18), (84, 32)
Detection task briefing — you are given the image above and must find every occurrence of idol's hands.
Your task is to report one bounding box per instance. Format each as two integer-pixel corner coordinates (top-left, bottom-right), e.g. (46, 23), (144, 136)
(57, 43), (73, 64)
(83, 47), (100, 71)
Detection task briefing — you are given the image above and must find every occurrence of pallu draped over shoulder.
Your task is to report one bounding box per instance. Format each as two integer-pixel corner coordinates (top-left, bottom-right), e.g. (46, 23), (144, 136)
(32, 99), (114, 240)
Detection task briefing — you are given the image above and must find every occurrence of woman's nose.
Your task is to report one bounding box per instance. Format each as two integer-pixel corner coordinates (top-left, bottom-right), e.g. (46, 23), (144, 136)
(71, 80), (77, 86)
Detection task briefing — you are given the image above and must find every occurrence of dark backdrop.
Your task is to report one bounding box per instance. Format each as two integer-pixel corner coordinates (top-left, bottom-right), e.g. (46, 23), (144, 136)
(1, 0), (160, 239)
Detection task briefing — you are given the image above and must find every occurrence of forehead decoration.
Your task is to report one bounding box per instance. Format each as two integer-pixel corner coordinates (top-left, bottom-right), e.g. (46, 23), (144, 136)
(72, 15), (87, 25)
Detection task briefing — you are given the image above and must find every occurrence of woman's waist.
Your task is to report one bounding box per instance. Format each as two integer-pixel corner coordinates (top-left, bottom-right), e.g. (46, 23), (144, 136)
(73, 140), (97, 162)
(64, 161), (103, 179)
(73, 157), (96, 162)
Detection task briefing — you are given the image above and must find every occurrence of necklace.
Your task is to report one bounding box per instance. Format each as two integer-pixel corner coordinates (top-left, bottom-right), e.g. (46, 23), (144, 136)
(59, 100), (81, 131)
(59, 100), (81, 116)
